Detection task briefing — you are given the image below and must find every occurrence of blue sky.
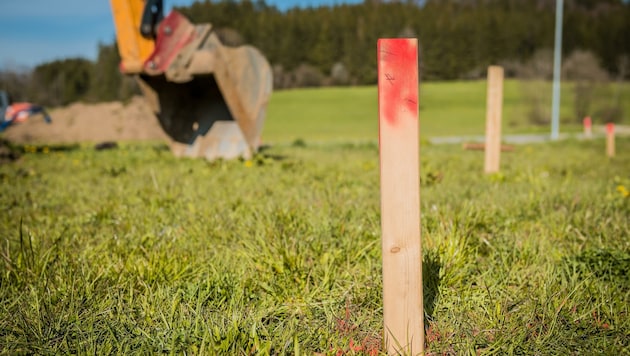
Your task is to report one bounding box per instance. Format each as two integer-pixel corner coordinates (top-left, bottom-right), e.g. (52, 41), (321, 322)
(0, 0), (362, 70)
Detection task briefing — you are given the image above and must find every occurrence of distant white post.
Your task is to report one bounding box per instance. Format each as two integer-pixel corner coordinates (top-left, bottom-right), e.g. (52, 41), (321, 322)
(484, 66), (504, 174)
(551, 0), (564, 140)
(606, 123), (615, 157)
(378, 38), (424, 355)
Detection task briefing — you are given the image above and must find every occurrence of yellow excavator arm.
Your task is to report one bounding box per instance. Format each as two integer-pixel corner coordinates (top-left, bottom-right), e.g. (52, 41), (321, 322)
(108, 0), (273, 160)
(110, 0), (154, 73)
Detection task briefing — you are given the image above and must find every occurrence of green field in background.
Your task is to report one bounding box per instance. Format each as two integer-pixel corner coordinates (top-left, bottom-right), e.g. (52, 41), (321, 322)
(264, 80), (629, 143)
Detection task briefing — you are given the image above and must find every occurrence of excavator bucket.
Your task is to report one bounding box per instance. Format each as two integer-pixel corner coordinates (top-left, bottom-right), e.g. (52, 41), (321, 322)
(110, 0), (272, 160)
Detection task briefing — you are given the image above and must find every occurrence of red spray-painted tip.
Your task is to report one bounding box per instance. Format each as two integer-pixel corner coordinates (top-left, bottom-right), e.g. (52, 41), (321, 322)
(606, 123), (615, 134)
(377, 38), (418, 127)
(583, 117), (592, 128)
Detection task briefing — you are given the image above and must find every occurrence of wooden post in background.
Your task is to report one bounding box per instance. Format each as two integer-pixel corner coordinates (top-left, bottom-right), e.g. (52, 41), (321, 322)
(583, 116), (592, 139)
(484, 66), (504, 174)
(378, 38), (424, 355)
(606, 123), (615, 157)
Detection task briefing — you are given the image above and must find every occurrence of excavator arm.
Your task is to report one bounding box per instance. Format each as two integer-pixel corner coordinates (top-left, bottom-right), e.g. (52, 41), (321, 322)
(139, 0), (163, 39)
(109, 0), (272, 160)
(110, 0), (155, 73)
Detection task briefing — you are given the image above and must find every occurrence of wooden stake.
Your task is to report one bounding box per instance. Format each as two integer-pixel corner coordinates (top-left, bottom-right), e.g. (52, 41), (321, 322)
(484, 66), (504, 174)
(606, 123), (615, 157)
(377, 38), (424, 355)
(583, 116), (592, 139)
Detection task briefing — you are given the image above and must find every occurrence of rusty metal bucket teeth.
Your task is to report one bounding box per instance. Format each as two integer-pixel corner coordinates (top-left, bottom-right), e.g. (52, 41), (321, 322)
(133, 10), (272, 160)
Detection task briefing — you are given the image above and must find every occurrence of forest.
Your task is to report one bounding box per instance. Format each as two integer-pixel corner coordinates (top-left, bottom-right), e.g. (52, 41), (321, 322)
(0, 0), (628, 106)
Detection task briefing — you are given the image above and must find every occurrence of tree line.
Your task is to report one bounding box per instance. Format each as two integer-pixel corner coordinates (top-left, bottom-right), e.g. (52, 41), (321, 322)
(1, 0), (628, 107)
(0, 43), (136, 107)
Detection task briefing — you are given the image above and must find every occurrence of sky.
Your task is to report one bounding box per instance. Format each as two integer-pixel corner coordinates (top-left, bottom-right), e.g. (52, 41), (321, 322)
(0, 0), (363, 70)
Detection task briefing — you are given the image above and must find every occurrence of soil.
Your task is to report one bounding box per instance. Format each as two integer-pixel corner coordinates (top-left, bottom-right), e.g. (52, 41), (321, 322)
(1, 96), (168, 145)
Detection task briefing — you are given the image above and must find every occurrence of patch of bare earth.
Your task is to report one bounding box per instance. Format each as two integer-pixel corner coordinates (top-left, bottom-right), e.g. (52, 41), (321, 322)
(2, 96), (168, 144)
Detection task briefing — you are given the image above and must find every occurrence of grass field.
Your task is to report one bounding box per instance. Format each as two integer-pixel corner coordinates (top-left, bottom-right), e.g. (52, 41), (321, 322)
(1, 136), (628, 354)
(264, 80), (630, 143)
(1, 80), (629, 354)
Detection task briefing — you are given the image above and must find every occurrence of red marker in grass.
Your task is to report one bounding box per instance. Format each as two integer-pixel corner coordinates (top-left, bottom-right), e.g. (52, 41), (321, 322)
(583, 116), (592, 139)
(378, 38), (424, 355)
(606, 123), (615, 157)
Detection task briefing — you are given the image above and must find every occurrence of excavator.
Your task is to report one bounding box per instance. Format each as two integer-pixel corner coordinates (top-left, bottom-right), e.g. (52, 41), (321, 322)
(109, 0), (272, 160)
(0, 90), (51, 132)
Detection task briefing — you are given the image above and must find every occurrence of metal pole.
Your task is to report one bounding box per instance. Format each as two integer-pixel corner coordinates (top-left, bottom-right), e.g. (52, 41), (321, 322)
(551, 0), (564, 140)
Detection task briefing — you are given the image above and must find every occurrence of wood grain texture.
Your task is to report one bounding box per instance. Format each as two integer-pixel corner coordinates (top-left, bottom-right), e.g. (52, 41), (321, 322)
(377, 38), (424, 356)
(484, 66), (504, 174)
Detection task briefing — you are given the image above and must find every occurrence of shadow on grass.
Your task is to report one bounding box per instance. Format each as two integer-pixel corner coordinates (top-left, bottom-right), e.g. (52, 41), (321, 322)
(1, 138), (82, 164)
(0, 138), (21, 163)
(564, 249), (630, 288)
(255, 145), (290, 163)
(423, 249), (442, 318)
(10, 140), (80, 154)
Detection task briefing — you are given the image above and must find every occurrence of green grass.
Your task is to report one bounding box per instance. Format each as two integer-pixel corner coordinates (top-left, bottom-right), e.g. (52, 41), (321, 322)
(1, 136), (628, 354)
(264, 80), (630, 143)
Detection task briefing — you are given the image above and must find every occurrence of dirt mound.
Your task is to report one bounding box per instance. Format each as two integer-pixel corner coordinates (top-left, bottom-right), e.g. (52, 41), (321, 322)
(2, 96), (168, 144)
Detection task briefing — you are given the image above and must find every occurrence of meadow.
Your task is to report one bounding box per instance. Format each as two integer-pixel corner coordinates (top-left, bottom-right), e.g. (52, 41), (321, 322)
(264, 79), (630, 142)
(0, 80), (629, 354)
